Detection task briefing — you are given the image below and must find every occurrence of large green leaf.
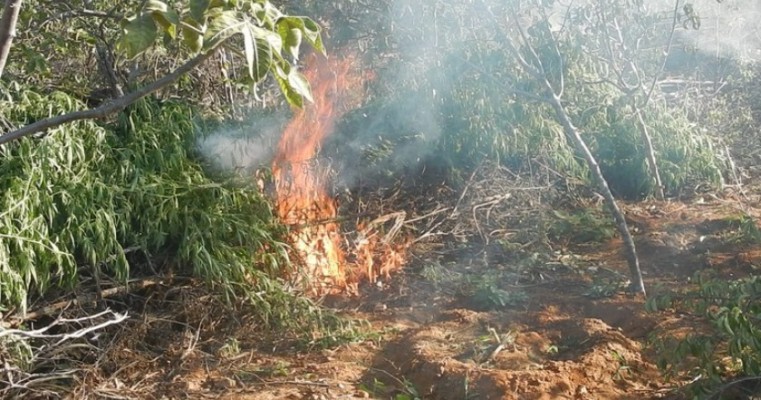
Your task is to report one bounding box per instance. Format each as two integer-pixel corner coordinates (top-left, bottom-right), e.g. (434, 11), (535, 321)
(117, 14), (158, 59)
(274, 65), (302, 108)
(146, 1), (180, 39)
(251, 25), (282, 57)
(254, 40), (274, 82)
(276, 17), (304, 60)
(241, 26), (255, 80)
(301, 18), (325, 55)
(240, 26), (273, 82)
(181, 18), (204, 52)
(287, 69), (313, 104)
(205, 9), (243, 45)
(190, 0), (211, 23)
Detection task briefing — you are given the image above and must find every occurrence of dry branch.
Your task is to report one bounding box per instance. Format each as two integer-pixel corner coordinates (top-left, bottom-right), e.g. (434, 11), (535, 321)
(0, 309), (128, 399)
(4, 277), (165, 328)
(0, 0), (23, 79)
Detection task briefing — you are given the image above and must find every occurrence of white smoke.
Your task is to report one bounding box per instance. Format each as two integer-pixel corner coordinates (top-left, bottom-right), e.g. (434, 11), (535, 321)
(673, 0), (761, 62)
(196, 113), (286, 174)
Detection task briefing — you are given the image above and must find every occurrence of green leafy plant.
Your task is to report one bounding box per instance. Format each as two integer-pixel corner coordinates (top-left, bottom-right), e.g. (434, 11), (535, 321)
(611, 349), (632, 382)
(463, 274), (527, 311)
(1, 0), (328, 150)
(218, 337), (241, 358)
(0, 87), (285, 310)
(322, 0), (724, 200)
(117, 0), (324, 107)
(727, 214), (761, 244)
(647, 272), (761, 397)
(584, 277), (629, 299)
(360, 375), (422, 400)
(548, 208), (616, 244)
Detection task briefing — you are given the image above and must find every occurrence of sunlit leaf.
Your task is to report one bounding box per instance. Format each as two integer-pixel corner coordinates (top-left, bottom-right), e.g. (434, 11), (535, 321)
(144, 0), (169, 13)
(190, 0), (211, 23)
(274, 66), (302, 108)
(205, 9), (242, 45)
(302, 17), (325, 55)
(287, 69), (312, 103)
(117, 14), (158, 59)
(252, 25), (282, 55)
(182, 18), (204, 52)
(252, 38), (274, 82)
(145, 0), (180, 39)
(241, 26), (255, 80)
(276, 17), (304, 60)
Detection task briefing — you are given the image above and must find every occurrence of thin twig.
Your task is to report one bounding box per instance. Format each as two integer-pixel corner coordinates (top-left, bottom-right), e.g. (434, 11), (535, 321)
(5, 277), (165, 327)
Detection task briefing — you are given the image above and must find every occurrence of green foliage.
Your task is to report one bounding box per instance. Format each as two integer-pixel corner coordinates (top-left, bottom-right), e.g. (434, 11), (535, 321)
(725, 214), (761, 244)
(7, 0), (323, 111)
(239, 270), (370, 348)
(322, 0), (723, 198)
(0, 86), (285, 311)
(584, 277), (629, 299)
(591, 101), (723, 199)
(360, 376), (421, 400)
(461, 273), (527, 311)
(647, 273), (761, 396)
(116, 0), (323, 107)
(548, 208), (616, 244)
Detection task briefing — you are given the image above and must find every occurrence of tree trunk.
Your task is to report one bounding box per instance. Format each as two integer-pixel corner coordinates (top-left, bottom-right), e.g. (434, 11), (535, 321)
(548, 93), (646, 295)
(0, 0), (23, 79)
(633, 105), (665, 200)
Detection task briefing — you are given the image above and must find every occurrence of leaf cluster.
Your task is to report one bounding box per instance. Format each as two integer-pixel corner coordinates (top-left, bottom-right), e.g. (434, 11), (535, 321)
(320, 0), (724, 197)
(0, 85), (285, 312)
(647, 273), (761, 397)
(116, 0), (323, 106)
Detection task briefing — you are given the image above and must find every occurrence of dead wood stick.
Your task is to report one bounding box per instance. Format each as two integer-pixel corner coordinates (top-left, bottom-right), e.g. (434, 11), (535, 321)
(404, 206), (452, 224)
(4, 277), (167, 327)
(450, 167), (480, 218)
(253, 380), (330, 387)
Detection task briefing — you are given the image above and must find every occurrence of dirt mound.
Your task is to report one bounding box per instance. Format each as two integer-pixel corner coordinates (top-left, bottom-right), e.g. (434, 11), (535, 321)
(362, 293), (667, 400)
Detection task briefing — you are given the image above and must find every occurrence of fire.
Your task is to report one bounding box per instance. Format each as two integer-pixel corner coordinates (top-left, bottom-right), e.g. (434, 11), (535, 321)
(272, 52), (408, 294)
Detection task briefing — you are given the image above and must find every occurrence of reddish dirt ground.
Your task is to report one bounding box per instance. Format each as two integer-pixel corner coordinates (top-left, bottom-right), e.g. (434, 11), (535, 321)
(65, 188), (761, 399)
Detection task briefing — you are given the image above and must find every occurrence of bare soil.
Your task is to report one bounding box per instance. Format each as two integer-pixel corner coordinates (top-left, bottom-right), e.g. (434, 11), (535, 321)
(58, 185), (761, 400)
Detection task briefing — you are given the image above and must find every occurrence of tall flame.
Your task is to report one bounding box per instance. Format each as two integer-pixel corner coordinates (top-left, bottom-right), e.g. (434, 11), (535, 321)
(272, 53), (360, 292)
(272, 52), (409, 294)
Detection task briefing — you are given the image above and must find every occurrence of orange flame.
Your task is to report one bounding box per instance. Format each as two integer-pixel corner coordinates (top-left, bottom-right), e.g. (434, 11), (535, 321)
(272, 52), (409, 294)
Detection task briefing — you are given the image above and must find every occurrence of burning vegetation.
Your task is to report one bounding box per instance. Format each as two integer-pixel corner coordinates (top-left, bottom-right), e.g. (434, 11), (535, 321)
(272, 52), (408, 294)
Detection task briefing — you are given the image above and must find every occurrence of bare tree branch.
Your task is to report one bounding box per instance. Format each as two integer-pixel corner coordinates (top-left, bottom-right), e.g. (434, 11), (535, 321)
(478, 0), (646, 294)
(642, 0), (681, 108)
(0, 0), (23, 79)
(0, 42), (226, 146)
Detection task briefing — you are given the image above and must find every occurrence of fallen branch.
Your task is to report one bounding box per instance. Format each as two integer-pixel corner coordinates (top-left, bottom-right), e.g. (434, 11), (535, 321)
(0, 309), (128, 399)
(4, 276), (166, 327)
(0, 309), (127, 344)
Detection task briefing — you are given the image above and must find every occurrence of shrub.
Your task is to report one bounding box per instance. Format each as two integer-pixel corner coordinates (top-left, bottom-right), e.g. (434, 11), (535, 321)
(320, 0), (724, 198)
(0, 86), (286, 312)
(647, 272), (761, 397)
